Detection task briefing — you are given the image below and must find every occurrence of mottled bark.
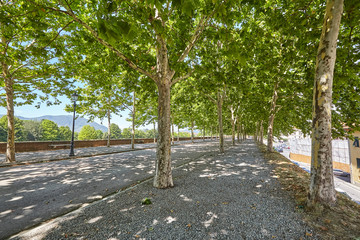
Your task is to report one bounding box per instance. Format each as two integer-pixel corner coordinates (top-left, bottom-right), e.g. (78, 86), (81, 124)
(217, 92), (224, 153)
(236, 119), (240, 143)
(191, 120), (194, 143)
(308, 0), (343, 207)
(267, 81), (279, 152)
(4, 74), (15, 163)
(2, 35), (15, 163)
(171, 121), (175, 145)
(107, 109), (111, 147)
(177, 126), (179, 142)
(255, 122), (258, 143)
(260, 120), (264, 144)
(153, 120), (156, 143)
(131, 91), (135, 150)
(154, 81), (173, 188)
(203, 125), (205, 141)
(230, 106), (236, 146)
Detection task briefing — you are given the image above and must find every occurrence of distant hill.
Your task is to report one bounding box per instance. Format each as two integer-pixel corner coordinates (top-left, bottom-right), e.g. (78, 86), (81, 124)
(15, 115), (107, 133)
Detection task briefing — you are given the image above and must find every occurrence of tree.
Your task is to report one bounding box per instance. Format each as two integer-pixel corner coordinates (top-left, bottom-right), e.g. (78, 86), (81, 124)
(33, 0), (239, 188)
(135, 129), (146, 138)
(59, 126), (72, 140)
(110, 123), (121, 139)
(145, 129), (156, 139)
(23, 120), (42, 141)
(121, 128), (132, 139)
(0, 125), (7, 142)
(0, 116), (24, 141)
(40, 119), (60, 141)
(95, 129), (103, 140)
(1, 2), (72, 162)
(78, 125), (97, 140)
(308, 0), (343, 207)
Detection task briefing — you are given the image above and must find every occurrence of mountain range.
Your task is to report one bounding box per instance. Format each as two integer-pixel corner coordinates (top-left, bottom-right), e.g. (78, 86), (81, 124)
(15, 115), (108, 133)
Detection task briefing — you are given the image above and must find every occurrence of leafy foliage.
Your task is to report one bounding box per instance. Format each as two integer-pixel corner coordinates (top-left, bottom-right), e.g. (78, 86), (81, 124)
(23, 120), (42, 141)
(0, 116), (25, 141)
(40, 119), (60, 141)
(78, 125), (97, 140)
(59, 126), (72, 141)
(110, 123), (121, 139)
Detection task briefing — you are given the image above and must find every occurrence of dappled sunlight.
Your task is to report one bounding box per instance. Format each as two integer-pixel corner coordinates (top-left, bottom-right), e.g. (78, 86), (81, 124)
(179, 194), (193, 202)
(87, 195), (103, 200)
(0, 140), (225, 239)
(165, 216), (177, 223)
(202, 212), (218, 228)
(87, 216), (103, 224)
(0, 209), (12, 217)
(152, 219), (159, 225)
(6, 196), (23, 202)
(120, 206), (135, 212)
(14, 214), (25, 220)
(14, 210), (80, 240)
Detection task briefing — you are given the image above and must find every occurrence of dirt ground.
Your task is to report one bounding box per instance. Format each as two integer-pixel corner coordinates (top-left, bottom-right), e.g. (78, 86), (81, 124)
(259, 144), (360, 240)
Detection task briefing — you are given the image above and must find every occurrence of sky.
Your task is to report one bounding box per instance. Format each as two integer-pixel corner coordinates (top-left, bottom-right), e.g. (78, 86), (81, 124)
(0, 94), (142, 130)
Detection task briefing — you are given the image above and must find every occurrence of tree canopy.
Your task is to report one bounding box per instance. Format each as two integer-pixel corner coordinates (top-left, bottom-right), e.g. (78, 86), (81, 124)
(1, 0), (359, 204)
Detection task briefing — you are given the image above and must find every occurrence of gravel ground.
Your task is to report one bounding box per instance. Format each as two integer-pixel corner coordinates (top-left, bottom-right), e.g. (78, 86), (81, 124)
(12, 140), (319, 240)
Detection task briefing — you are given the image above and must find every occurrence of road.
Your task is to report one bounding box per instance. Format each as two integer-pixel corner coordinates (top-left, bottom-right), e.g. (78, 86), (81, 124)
(0, 140), (219, 239)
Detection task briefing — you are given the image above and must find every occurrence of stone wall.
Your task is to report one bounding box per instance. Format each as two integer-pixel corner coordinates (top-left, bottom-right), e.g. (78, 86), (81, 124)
(0, 137), (207, 153)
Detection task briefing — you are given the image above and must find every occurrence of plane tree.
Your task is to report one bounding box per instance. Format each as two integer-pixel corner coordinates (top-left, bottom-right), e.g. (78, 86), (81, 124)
(0, 1), (72, 162)
(31, 0), (242, 188)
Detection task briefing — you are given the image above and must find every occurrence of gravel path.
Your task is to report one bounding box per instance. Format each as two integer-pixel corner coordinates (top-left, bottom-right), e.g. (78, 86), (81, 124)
(12, 140), (318, 240)
(1, 140), (215, 239)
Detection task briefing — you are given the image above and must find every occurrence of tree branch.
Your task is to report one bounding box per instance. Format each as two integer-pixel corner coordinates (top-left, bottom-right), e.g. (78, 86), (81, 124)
(39, 20), (75, 50)
(42, 1), (156, 81)
(177, 2), (223, 63)
(177, 15), (208, 63)
(171, 70), (193, 86)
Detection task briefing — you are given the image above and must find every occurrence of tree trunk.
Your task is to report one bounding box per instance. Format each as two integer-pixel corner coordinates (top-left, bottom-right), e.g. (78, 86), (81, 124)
(254, 122), (258, 142)
(308, 0), (343, 207)
(107, 109), (111, 147)
(154, 81), (173, 188)
(191, 120), (194, 143)
(171, 120), (175, 145)
(230, 106), (236, 146)
(177, 126), (179, 142)
(2, 35), (15, 163)
(4, 73), (15, 163)
(203, 125), (205, 141)
(153, 120), (156, 143)
(267, 81), (279, 152)
(217, 91), (224, 153)
(236, 119), (240, 143)
(131, 91), (135, 150)
(260, 120), (264, 144)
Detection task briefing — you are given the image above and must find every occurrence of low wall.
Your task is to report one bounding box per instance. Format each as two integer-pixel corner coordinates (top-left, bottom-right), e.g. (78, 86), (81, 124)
(289, 152), (351, 173)
(0, 137), (210, 153)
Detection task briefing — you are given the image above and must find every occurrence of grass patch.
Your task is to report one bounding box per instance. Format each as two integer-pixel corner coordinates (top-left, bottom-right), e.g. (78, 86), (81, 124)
(258, 144), (360, 240)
